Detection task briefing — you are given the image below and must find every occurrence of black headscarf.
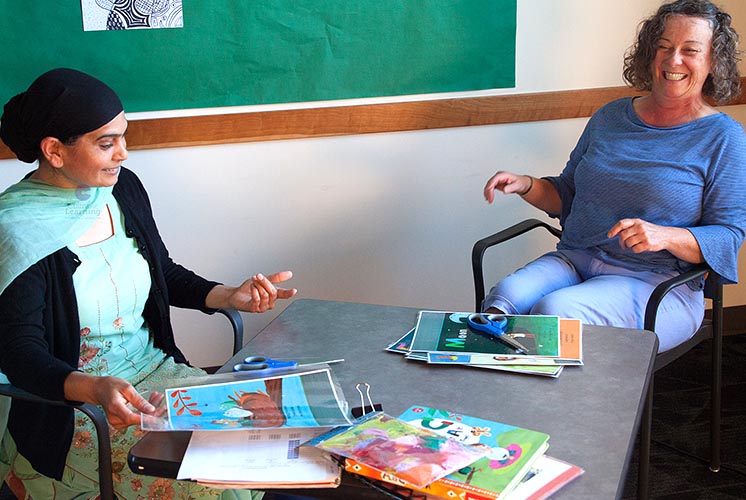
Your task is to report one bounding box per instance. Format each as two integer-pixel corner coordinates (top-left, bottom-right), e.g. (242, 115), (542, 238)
(0, 68), (124, 163)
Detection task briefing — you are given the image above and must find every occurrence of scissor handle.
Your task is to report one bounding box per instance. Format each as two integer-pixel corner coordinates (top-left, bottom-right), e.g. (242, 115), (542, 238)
(243, 356), (269, 364)
(467, 313), (528, 354)
(485, 314), (508, 330)
(467, 313), (507, 335)
(233, 357), (298, 373)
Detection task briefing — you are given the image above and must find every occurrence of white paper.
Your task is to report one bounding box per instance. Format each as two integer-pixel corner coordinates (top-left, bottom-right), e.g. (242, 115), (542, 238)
(178, 428), (340, 484)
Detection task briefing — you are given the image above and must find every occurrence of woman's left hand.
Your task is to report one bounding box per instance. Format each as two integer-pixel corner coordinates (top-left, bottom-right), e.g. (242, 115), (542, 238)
(207, 271), (297, 313)
(608, 218), (703, 263)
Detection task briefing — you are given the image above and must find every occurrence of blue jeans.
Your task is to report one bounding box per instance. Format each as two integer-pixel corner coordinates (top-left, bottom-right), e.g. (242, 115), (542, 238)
(483, 249), (705, 352)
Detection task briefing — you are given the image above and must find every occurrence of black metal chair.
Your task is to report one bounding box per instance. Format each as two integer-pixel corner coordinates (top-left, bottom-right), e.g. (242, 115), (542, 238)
(0, 308), (244, 500)
(471, 218), (723, 500)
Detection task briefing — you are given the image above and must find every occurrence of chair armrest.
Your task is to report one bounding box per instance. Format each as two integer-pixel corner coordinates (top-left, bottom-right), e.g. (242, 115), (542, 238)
(643, 264), (711, 332)
(0, 383), (115, 500)
(472, 218), (562, 311)
(216, 308), (244, 355)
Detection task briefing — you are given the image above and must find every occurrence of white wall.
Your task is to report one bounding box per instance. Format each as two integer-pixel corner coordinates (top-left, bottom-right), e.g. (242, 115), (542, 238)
(2, 0), (745, 367)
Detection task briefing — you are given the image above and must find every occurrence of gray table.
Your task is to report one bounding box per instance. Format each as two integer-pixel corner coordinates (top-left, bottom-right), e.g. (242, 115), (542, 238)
(130, 298), (658, 499)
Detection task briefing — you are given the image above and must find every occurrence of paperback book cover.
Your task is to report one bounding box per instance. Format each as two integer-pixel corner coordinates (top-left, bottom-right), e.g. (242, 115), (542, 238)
(426, 318), (583, 366)
(506, 455), (584, 500)
(305, 411), (489, 488)
(387, 328), (563, 378)
(344, 405), (550, 499)
(410, 311), (561, 357)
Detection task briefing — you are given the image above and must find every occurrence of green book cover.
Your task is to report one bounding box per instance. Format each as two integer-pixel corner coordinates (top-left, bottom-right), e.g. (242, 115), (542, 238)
(398, 405), (550, 497)
(410, 311), (560, 356)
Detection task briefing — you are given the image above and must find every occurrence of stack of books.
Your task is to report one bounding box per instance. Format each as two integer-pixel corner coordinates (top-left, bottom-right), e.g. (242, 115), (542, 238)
(386, 311), (583, 378)
(306, 405), (583, 500)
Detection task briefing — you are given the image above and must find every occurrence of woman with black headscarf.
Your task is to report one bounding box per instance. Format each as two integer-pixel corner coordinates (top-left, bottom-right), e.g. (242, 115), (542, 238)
(0, 68), (294, 499)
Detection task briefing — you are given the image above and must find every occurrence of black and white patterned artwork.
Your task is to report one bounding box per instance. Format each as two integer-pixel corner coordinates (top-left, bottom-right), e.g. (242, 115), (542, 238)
(81, 0), (183, 31)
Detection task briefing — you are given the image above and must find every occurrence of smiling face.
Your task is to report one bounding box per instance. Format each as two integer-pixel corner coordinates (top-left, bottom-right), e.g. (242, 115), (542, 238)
(40, 111), (129, 189)
(651, 15), (713, 104)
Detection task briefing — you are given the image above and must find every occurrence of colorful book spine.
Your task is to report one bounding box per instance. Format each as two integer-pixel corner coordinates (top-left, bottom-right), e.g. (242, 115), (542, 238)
(343, 456), (501, 499)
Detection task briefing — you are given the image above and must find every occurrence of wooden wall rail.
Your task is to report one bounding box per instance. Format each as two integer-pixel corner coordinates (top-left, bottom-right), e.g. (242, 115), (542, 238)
(2, 80), (745, 160)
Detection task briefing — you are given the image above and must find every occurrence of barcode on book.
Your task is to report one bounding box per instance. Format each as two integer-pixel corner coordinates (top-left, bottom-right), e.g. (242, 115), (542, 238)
(287, 439), (301, 459)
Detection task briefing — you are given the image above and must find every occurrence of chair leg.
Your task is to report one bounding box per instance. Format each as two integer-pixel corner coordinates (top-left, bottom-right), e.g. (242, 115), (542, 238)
(78, 403), (116, 500)
(709, 332), (722, 472)
(637, 378), (653, 500)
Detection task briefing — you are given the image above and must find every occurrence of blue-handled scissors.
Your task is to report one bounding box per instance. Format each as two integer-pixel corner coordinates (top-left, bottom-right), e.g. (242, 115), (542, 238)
(233, 356), (298, 373)
(467, 313), (529, 354)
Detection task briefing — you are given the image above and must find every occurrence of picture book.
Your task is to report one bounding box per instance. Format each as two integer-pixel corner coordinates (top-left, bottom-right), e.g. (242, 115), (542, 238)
(387, 327), (564, 378)
(156, 368), (352, 431)
(396, 405), (549, 498)
(178, 427), (341, 488)
(343, 457), (499, 499)
(410, 311), (561, 357)
(305, 411), (489, 488)
(505, 455), (584, 500)
(427, 318), (583, 366)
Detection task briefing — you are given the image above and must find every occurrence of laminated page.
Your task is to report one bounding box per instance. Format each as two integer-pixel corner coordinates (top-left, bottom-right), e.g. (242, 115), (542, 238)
(142, 367), (352, 431)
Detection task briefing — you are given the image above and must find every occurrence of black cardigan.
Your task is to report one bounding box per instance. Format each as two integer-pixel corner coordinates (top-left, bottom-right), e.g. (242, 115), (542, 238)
(0, 167), (219, 479)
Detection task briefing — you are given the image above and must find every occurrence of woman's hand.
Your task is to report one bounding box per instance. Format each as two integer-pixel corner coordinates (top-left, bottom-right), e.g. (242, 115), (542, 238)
(608, 218), (703, 263)
(206, 271), (298, 313)
(483, 171), (533, 203)
(64, 372), (158, 429)
(483, 171), (562, 215)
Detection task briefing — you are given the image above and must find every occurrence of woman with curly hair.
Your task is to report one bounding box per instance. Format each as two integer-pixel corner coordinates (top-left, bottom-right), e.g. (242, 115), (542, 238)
(480, 0), (746, 352)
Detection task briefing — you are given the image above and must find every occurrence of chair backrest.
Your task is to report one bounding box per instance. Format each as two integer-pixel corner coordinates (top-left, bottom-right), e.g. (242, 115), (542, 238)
(216, 308), (244, 355)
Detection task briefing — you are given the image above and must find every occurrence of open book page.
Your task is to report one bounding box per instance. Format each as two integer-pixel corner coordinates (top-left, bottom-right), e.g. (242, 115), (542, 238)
(178, 427), (341, 487)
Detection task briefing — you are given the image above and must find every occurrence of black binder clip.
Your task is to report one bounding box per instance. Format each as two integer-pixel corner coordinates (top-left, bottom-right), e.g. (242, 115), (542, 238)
(351, 382), (383, 418)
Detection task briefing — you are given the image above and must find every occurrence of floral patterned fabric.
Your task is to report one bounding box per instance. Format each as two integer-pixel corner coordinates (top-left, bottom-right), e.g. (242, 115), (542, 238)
(1, 358), (263, 499)
(0, 199), (262, 499)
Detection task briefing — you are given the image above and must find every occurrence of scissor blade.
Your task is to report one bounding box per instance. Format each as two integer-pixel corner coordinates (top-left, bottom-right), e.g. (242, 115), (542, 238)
(297, 358), (345, 369)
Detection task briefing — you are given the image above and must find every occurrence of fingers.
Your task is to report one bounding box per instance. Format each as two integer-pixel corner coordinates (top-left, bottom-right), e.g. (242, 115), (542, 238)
(266, 270), (293, 284)
(483, 172), (509, 203)
(125, 386), (156, 415)
(607, 218), (636, 239)
(250, 273), (277, 311)
(483, 171), (527, 203)
(229, 271), (297, 313)
(93, 378), (154, 429)
(608, 218), (659, 253)
(244, 272), (297, 312)
(276, 287), (298, 299)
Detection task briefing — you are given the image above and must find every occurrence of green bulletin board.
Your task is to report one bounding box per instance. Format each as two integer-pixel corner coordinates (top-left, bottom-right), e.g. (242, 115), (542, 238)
(0, 1), (516, 113)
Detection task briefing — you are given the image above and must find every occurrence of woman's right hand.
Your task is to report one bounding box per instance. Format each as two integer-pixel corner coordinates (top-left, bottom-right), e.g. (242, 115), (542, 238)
(64, 372), (157, 429)
(483, 171), (532, 203)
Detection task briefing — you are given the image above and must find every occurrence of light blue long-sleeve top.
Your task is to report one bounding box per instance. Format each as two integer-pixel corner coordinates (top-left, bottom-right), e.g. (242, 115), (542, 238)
(546, 97), (746, 284)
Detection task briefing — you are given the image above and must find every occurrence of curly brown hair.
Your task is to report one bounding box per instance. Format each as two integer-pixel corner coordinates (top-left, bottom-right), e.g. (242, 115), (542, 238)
(623, 0), (741, 104)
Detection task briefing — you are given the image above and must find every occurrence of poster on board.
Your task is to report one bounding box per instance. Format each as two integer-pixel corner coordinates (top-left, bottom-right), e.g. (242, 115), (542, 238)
(81, 0), (183, 31)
